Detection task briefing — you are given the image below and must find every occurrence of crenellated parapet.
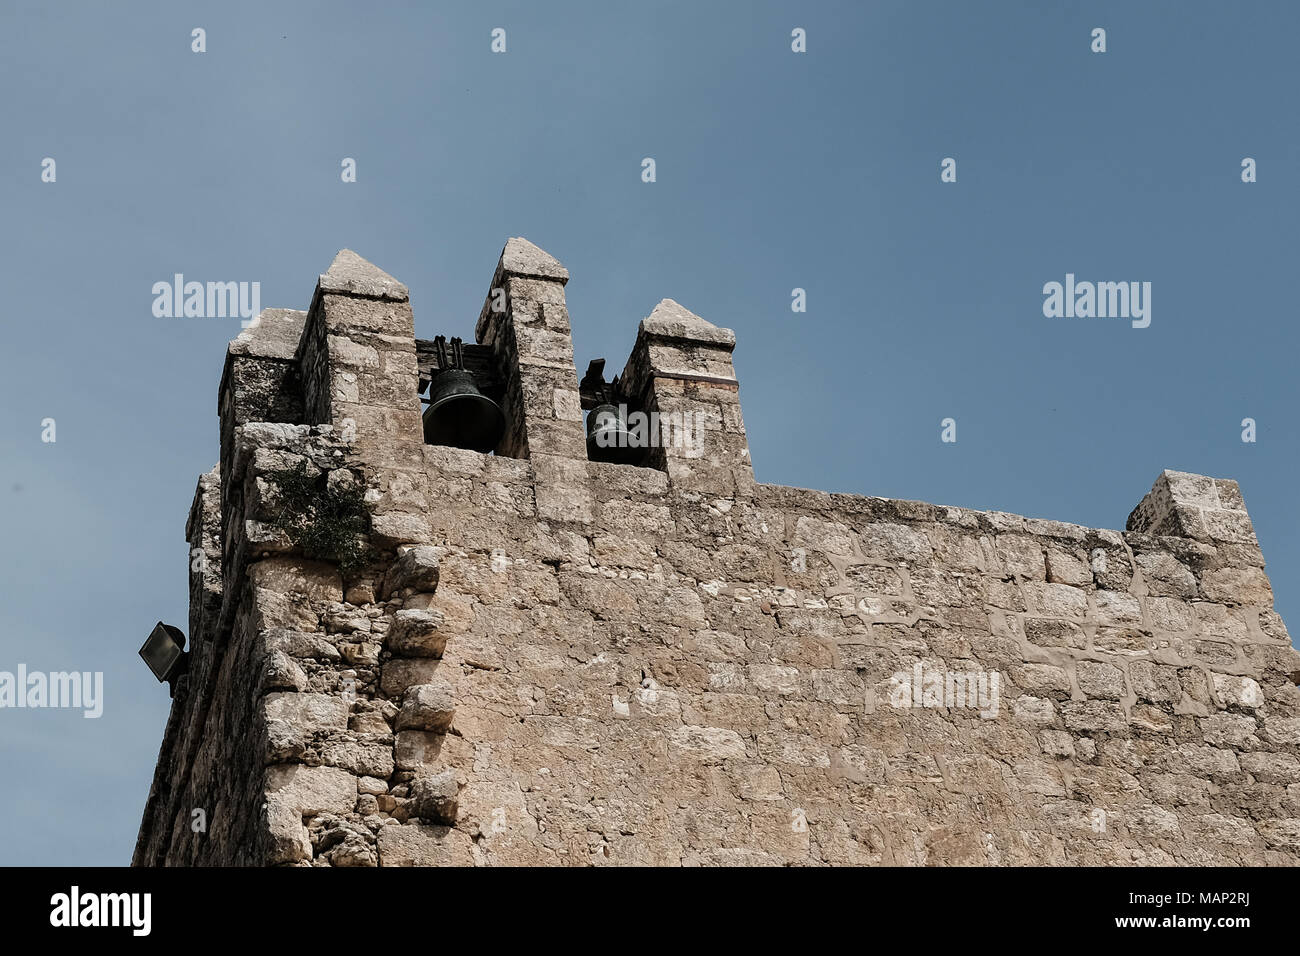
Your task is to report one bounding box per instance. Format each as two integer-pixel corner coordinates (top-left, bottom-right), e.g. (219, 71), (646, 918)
(135, 240), (1300, 868)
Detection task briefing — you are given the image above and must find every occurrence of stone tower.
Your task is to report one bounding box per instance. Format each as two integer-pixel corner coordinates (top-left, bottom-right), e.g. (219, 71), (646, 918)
(134, 240), (1300, 866)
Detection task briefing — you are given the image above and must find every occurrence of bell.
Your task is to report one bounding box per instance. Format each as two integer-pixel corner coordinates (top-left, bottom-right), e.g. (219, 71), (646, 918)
(586, 403), (643, 465)
(423, 369), (505, 453)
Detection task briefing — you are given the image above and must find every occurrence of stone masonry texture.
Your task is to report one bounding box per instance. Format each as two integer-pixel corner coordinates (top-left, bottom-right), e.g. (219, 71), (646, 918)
(133, 240), (1300, 866)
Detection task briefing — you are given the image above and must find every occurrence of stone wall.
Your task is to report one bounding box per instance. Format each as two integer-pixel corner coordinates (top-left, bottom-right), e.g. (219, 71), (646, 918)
(134, 240), (1300, 866)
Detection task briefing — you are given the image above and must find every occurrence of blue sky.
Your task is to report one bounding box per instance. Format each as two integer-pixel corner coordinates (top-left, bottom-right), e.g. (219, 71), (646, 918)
(1, 0), (1297, 864)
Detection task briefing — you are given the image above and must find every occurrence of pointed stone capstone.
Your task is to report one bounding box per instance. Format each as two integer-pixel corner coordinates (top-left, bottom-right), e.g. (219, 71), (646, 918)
(318, 249), (409, 301)
(500, 237), (569, 282)
(642, 298), (735, 348)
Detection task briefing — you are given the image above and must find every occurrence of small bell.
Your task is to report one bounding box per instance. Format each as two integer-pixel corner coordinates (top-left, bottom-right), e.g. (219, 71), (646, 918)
(586, 403), (643, 465)
(423, 368), (505, 453)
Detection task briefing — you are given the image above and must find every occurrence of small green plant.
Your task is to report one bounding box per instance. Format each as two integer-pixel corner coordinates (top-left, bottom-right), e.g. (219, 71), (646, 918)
(266, 461), (371, 574)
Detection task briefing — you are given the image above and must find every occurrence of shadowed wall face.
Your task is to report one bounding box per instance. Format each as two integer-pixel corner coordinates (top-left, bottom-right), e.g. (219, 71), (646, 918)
(135, 245), (1300, 867)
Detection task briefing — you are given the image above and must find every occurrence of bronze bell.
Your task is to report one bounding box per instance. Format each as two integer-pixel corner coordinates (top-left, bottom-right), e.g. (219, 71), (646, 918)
(423, 369), (505, 453)
(586, 403), (642, 465)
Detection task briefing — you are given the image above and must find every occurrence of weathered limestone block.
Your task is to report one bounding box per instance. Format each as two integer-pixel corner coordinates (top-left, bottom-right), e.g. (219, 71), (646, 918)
(262, 692), (348, 733)
(1128, 470), (1259, 547)
(1200, 566), (1273, 607)
(994, 535), (1046, 580)
(394, 730), (445, 771)
(1024, 619), (1086, 650)
(1145, 597), (1195, 633)
(377, 822), (474, 866)
(380, 658), (444, 699)
(248, 557), (343, 604)
(1212, 673), (1262, 710)
(1257, 819), (1300, 850)
(396, 681), (457, 733)
(1013, 695), (1057, 725)
(264, 719), (306, 763)
(1196, 813), (1256, 846)
(1060, 700), (1127, 733)
(1134, 551), (1198, 598)
(1129, 661), (1182, 704)
(1095, 590), (1142, 625)
(408, 769), (460, 824)
(1014, 663), (1072, 694)
(386, 609), (447, 658)
(370, 511), (433, 549)
(1076, 661), (1125, 699)
(259, 649), (308, 693)
(264, 798), (312, 865)
(383, 545), (441, 596)
(1174, 744), (1241, 778)
(1126, 805), (1181, 838)
(319, 739), (396, 779)
(1045, 548), (1090, 586)
(1241, 752), (1300, 783)
(323, 831), (378, 867)
(665, 725), (746, 763)
(264, 765), (357, 816)
(1023, 582), (1088, 619)
(1093, 626), (1150, 656)
(1264, 717), (1300, 745)
(1090, 538), (1134, 590)
(264, 628), (343, 662)
(1201, 713), (1259, 748)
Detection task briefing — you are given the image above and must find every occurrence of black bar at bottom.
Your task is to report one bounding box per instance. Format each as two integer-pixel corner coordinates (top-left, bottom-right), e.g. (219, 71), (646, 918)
(2, 865), (1278, 942)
